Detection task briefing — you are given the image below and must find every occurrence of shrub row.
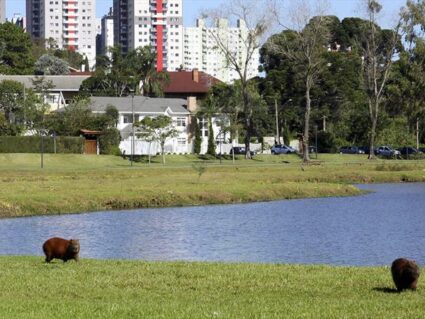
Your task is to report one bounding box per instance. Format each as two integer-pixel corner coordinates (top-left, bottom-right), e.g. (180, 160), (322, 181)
(0, 136), (84, 154)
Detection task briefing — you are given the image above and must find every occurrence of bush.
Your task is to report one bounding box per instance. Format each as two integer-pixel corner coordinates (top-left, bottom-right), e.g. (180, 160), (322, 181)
(316, 131), (337, 153)
(99, 128), (121, 155)
(0, 136), (84, 153)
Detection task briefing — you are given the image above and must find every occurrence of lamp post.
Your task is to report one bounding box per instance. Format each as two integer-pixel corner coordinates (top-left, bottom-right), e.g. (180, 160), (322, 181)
(314, 124), (318, 159)
(40, 129), (48, 169)
(130, 90), (135, 166)
(416, 118), (419, 150)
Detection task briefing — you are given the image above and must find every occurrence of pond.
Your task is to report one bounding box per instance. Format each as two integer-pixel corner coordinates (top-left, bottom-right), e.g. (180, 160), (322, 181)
(1, 183), (424, 266)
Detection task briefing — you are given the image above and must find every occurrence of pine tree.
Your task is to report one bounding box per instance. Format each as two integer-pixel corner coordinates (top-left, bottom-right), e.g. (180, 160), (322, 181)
(193, 116), (202, 154)
(207, 117), (216, 156)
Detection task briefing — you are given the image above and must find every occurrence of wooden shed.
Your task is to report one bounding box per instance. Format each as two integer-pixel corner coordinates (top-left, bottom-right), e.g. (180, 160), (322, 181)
(80, 129), (103, 155)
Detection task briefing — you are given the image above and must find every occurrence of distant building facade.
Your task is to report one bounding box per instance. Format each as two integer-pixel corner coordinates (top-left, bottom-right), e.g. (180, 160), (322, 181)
(100, 7), (114, 57)
(0, 0), (5, 23)
(26, 0), (97, 67)
(9, 13), (26, 29)
(183, 19), (260, 83)
(113, 0), (183, 71)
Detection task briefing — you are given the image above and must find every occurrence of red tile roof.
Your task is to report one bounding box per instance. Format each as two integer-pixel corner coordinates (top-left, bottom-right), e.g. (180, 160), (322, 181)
(163, 70), (221, 94)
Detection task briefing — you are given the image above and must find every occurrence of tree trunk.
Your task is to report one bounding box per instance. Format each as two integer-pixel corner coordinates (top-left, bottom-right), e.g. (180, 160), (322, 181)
(148, 142), (151, 164)
(242, 83), (252, 160)
(161, 141), (165, 164)
(303, 79), (312, 162)
(368, 100), (377, 160)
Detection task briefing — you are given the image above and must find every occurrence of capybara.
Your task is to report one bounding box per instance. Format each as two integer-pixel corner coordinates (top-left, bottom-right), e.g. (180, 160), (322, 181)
(391, 258), (420, 292)
(42, 237), (80, 263)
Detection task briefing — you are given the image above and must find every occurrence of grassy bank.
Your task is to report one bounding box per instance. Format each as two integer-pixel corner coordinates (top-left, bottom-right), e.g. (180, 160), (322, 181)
(0, 256), (423, 318)
(1, 153), (425, 218)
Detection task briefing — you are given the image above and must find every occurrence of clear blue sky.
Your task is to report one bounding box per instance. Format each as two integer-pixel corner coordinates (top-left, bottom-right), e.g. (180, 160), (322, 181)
(7, 0), (405, 28)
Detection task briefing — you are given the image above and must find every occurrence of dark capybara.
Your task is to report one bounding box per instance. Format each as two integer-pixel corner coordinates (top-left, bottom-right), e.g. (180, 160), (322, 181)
(42, 237), (80, 263)
(391, 258), (420, 292)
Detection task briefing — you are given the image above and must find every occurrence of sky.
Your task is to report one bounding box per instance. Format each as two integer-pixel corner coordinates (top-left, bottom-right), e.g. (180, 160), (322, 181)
(7, 0), (406, 28)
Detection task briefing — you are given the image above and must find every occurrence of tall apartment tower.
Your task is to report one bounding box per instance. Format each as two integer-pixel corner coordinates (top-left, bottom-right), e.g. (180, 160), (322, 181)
(100, 7), (114, 57)
(113, 0), (183, 71)
(0, 0), (6, 23)
(183, 19), (260, 84)
(26, 0), (97, 67)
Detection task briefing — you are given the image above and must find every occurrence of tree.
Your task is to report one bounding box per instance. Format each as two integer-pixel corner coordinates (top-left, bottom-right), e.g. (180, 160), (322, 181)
(105, 104), (119, 128)
(136, 115), (178, 164)
(207, 118), (216, 156)
(80, 45), (168, 97)
(0, 22), (35, 74)
(44, 99), (93, 136)
(200, 93), (219, 156)
(361, 0), (401, 159)
(0, 80), (25, 124)
(125, 46), (170, 96)
(83, 56), (90, 72)
(35, 54), (70, 75)
(203, 0), (274, 159)
(192, 116), (202, 154)
(266, 1), (331, 162)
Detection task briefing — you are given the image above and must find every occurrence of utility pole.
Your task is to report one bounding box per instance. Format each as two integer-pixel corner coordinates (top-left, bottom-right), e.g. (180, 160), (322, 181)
(275, 98), (279, 144)
(417, 118), (419, 150)
(130, 91), (135, 166)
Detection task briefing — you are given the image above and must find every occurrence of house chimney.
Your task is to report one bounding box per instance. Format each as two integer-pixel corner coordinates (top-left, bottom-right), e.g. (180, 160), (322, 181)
(192, 68), (199, 83)
(187, 96), (197, 113)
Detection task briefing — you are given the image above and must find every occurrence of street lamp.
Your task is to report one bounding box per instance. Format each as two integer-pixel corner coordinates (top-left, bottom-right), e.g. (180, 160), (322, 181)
(130, 90), (135, 166)
(314, 124), (318, 159)
(39, 129), (48, 169)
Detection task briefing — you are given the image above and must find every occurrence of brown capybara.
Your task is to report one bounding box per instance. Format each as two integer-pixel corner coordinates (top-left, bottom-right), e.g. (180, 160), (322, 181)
(391, 258), (420, 292)
(42, 237), (80, 263)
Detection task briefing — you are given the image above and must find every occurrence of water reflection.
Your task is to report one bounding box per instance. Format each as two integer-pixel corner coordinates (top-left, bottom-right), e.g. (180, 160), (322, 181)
(1, 183), (424, 266)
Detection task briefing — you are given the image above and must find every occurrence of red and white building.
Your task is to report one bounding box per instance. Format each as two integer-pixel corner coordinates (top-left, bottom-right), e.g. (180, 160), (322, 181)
(113, 0), (183, 71)
(26, 0), (97, 67)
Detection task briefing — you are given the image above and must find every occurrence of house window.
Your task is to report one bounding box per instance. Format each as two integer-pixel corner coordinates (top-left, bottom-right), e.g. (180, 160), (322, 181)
(176, 117), (186, 127)
(177, 138), (186, 145)
(123, 114), (132, 123)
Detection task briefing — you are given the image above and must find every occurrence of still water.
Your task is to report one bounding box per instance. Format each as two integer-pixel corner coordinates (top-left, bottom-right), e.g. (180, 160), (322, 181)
(1, 183), (424, 266)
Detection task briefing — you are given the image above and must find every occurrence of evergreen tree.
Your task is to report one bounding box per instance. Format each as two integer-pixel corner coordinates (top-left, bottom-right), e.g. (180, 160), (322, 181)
(193, 116), (202, 154)
(207, 118), (216, 156)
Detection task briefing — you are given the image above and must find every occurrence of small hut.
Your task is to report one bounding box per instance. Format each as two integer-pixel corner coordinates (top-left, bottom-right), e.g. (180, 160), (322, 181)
(80, 129), (103, 155)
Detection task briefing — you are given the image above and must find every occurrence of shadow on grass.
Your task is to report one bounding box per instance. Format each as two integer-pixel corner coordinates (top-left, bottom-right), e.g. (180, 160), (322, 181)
(372, 287), (399, 294)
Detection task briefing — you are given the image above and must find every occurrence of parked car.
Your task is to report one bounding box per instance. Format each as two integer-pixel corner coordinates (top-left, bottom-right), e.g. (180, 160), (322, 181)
(398, 147), (421, 155)
(374, 146), (400, 157)
(271, 144), (296, 154)
(359, 146), (370, 154)
(339, 146), (365, 154)
(230, 146), (255, 156)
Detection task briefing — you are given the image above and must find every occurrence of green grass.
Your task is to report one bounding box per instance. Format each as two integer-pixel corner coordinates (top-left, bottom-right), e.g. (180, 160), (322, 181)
(0, 256), (423, 318)
(0, 153), (425, 218)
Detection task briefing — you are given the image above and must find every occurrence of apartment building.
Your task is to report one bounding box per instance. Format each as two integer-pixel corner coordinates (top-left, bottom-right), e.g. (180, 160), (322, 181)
(26, 0), (97, 67)
(99, 7), (114, 57)
(0, 0), (5, 23)
(113, 0), (183, 71)
(183, 19), (260, 84)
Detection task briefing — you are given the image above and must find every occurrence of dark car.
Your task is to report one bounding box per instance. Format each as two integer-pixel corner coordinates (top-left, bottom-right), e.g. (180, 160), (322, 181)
(374, 146), (400, 157)
(271, 144), (296, 155)
(339, 146), (365, 154)
(398, 147), (421, 155)
(230, 146), (255, 156)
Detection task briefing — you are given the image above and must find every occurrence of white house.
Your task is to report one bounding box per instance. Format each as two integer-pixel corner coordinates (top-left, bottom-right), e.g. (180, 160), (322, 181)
(89, 96), (192, 155)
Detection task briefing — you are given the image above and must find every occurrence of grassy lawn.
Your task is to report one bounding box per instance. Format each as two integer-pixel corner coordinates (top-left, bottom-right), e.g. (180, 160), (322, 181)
(0, 256), (423, 319)
(0, 153), (425, 218)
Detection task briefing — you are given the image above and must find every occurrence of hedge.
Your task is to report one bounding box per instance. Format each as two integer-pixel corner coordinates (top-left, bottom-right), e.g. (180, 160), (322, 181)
(0, 136), (84, 154)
